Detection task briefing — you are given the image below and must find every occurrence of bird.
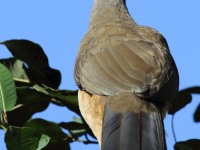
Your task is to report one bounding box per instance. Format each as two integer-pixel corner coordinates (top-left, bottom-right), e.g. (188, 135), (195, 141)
(74, 0), (179, 150)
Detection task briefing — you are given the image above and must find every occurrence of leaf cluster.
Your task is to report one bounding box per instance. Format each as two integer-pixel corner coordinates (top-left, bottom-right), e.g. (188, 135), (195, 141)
(0, 40), (97, 150)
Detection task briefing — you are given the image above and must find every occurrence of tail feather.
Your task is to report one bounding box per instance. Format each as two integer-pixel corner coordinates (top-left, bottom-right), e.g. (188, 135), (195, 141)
(101, 93), (166, 150)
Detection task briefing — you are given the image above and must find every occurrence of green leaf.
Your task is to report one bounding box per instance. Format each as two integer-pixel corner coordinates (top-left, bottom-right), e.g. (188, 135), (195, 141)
(34, 85), (80, 115)
(16, 87), (50, 104)
(5, 126), (40, 150)
(0, 40), (61, 88)
(174, 139), (200, 150)
(59, 117), (96, 139)
(37, 134), (51, 150)
(0, 63), (17, 111)
(72, 117), (96, 138)
(0, 58), (30, 84)
(73, 116), (83, 124)
(194, 104), (200, 122)
(59, 122), (87, 138)
(168, 87), (200, 115)
(50, 89), (79, 115)
(6, 87), (50, 126)
(25, 119), (70, 150)
(25, 118), (67, 141)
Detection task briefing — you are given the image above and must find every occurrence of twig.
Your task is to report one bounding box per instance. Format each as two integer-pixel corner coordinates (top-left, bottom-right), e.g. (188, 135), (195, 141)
(76, 137), (98, 144)
(64, 133), (98, 145)
(171, 115), (177, 143)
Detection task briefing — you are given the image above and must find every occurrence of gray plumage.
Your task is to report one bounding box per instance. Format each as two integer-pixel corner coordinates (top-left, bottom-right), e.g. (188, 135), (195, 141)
(74, 0), (179, 149)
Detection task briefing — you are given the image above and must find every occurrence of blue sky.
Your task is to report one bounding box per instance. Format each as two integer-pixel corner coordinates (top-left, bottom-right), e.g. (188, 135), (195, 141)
(0, 0), (200, 150)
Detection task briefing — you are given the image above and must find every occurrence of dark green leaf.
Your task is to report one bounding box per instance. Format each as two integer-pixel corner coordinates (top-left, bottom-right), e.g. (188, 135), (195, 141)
(59, 122), (86, 131)
(5, 126), (40, 150)
(6, 87), (50, 126)
(16, 87), (50, 104)
(53, 90), (79, 114)
(25, 119), (70, 150)
(174, 139), (200, 150)
(168, 87), (200, 115)
(0, 63), (17, 111)
(194, 103), (200, 122)
(45, 88), (79, 114)
(59, 121), (88, 138)
(59, 117), (96, 140)
(0, 58), (30, 84)
(25, 118), (67, 141)
(34, 85), (80, 115)
(42, 141), (70, 150)
(0, 40), (61, 88)
(73, 116), (96, 139)
(168, 91), (192, 115)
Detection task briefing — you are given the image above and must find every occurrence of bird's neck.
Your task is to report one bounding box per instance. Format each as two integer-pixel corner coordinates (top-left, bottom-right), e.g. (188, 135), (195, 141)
(89, 0), (136, 29)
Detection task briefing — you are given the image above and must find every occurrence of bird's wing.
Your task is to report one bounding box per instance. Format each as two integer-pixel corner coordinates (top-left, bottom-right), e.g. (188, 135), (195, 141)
(75, 24), (178, 101)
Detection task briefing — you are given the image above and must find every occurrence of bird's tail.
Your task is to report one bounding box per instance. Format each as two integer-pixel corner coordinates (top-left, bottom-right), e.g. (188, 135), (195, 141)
(101, 93), (166, 150)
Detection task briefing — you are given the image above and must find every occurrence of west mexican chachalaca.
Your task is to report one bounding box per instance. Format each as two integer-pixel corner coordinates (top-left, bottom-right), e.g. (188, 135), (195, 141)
(74, 0), (179, 149)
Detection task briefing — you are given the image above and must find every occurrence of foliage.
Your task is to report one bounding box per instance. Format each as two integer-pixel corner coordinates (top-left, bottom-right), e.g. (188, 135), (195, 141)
(168, 87), (200, 150)
(0, 63), (17, 112)
(0, 40), (97, 150)
(0, 39), (199, 149)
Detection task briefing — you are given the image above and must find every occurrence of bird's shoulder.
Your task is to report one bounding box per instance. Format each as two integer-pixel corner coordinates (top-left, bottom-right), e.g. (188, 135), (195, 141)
(79, 24), (169, 53)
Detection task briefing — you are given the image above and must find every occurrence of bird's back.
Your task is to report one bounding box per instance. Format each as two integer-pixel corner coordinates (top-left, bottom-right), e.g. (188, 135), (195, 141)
(75, 23), (178, 102)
